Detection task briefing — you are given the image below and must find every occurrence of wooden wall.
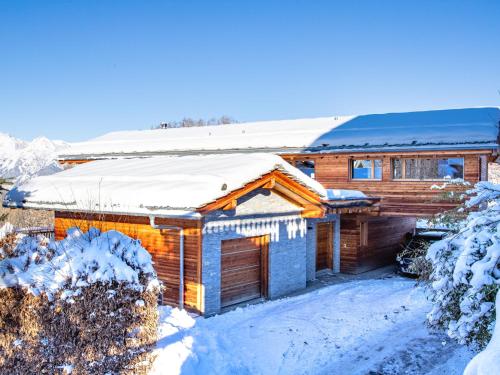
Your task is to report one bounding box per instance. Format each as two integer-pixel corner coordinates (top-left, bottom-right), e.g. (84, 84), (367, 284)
(282, 150), (492, 217)
(340, 215), (416, 274)
(54, 211), (203, 313)
(59, 159), (95, 166)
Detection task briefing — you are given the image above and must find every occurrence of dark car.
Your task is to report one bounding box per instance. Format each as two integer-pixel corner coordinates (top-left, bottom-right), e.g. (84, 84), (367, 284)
(397, 229), (449, 277)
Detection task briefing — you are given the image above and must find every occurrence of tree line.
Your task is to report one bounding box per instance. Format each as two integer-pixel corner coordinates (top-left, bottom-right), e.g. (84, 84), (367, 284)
(152, 116), (237, 129)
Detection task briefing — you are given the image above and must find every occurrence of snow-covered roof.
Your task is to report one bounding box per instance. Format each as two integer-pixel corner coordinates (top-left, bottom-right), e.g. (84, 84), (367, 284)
(60, 107), (500, 159)
(4, 153), (329, 217)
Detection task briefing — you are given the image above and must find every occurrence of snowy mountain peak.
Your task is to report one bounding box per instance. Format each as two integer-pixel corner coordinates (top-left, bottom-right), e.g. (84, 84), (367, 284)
(0, 132), (67, 185)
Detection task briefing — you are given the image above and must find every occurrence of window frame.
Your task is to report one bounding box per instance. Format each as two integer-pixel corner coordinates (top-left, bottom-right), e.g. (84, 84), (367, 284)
(391, 157), (465, 181)
(350, 159), (383, 181)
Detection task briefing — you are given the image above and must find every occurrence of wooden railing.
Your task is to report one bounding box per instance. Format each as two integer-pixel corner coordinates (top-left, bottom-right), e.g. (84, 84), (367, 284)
(16, 227), (55, 239)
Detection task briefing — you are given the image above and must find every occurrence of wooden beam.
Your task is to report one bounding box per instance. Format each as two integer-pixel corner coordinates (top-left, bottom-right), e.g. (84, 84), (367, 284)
(198, 170), (325, 217)
(222, 200), (237, 210)
(197, 170), (324, 215)
(273, 183), (313, 207)
(262, 178), (276, 189)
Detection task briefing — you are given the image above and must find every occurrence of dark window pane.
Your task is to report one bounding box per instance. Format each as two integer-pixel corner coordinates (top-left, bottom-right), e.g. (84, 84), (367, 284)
(438, 158), (464, 179)
(401, 158), (464, 180)
(352, 160), (372, 179)
(393, 159), (403, 179)
(420, 159), (439, 179)
(352, 159), (382, 179)
(296, 160), (315, 178)
(374, 160), (382, 179)
(405, 159), (417, 179)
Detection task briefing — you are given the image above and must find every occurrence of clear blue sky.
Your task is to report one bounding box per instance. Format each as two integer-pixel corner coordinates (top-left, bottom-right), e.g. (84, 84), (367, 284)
(1, 0), (499, 141)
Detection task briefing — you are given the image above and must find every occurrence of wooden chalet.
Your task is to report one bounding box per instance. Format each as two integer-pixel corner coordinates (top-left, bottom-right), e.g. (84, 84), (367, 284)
(55, 107), (500, 276)
(5, 154), (377, 315)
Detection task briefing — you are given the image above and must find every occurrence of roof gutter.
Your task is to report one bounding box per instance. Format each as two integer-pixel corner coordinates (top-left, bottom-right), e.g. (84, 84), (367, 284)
(149, 216), (184, 310)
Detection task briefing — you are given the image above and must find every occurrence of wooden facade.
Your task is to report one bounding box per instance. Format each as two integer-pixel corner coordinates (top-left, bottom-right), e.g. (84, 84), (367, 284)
(54, 140), (497, 283)
(51, 170), (329, 314)
(220, 235), (269, 308)
(340, 215), (416, 274)
(282, 150), (493, 217)
(316, 222), (334, 271)
(284, 149), (493, 274)
(54, 211), (203, 313)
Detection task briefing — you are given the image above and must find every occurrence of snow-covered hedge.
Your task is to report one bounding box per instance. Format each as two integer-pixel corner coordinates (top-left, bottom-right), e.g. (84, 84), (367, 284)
(0, 226), (159, 297)
(0, 226), (161, 374)
(426, 182), (500, 349)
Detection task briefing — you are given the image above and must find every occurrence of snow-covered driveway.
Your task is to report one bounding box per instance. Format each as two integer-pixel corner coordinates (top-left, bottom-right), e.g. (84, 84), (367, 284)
(151, 277), (473, 375)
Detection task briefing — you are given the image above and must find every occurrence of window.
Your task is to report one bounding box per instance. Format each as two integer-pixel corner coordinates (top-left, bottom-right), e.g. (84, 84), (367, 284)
(351, 159), (382, 180)
(295, 159), (315, 179)
(392, 157), (464, 180)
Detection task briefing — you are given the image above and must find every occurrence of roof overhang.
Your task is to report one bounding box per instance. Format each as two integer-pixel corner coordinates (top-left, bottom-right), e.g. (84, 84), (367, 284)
(323, 197), (381, 215)
(57, 143), (498, 162)
(197, 170), (326, 218)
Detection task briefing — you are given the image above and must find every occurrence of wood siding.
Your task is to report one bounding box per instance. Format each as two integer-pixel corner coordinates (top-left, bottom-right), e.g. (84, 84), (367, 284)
(282, 150), (492, 217)
(316, 222), (333, 271)
(54, 211), (203, 313)
(340, 215), (416, 274)
(59, 159), (95, 166)
(220, 235), (269, 307)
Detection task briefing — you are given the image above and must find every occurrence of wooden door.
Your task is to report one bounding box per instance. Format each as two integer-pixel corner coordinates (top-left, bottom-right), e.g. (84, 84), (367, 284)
(221, 235), (268, 308)
(316, 222), (333, 271)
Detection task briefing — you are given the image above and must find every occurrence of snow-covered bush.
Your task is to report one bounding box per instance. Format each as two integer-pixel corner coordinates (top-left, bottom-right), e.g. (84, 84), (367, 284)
(428, 178), (471, 231)
(0, 222), (16, 261)
(426, 182), (500, 349)
(0, 227), (161, 374)
(464, 289), (500, 375)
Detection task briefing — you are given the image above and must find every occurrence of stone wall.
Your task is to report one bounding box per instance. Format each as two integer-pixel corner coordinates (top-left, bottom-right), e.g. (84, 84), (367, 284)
(305, 214), (340, 281)
(488, 162), (500, 184)
(201, 189), (308, 315)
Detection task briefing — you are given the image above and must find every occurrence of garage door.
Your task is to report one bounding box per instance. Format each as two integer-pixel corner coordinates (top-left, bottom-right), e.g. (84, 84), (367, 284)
(221, 236), (268, 308)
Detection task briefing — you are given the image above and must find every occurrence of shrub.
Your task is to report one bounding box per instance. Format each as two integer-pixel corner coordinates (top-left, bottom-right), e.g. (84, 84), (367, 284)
(0, 227), (161, 374)
(426, 182), (500, 350)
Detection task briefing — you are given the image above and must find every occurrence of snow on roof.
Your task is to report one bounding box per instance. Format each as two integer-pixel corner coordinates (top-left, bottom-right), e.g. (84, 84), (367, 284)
(325, 189), (367, 200)
(60, 107), (500, 158)
(4, 153), (329, 217)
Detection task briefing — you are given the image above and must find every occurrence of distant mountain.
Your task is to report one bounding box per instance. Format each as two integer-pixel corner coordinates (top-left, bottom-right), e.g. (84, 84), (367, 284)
(0, 133), (68, 185)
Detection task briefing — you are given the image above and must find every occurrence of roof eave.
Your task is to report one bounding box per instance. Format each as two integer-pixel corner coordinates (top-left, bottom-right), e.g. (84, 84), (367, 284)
(57, 142), (499, 161)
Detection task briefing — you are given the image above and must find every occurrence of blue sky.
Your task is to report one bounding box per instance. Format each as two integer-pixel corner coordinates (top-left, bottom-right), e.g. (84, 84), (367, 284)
(1, 0), (499, 141)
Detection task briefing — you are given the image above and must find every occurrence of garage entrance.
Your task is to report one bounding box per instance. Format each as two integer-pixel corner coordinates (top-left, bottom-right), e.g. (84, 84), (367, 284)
(316, 222), (334, 271)
(221, 235), (269, 308)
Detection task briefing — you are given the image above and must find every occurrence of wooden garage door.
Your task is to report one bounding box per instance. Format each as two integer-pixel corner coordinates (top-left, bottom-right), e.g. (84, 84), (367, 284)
(221, 236), (268, 308)
(316, 222), (333, 271)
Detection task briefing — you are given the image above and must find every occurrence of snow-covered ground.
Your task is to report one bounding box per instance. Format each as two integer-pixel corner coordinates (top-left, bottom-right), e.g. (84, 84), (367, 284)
(151, 277), (474, 375)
